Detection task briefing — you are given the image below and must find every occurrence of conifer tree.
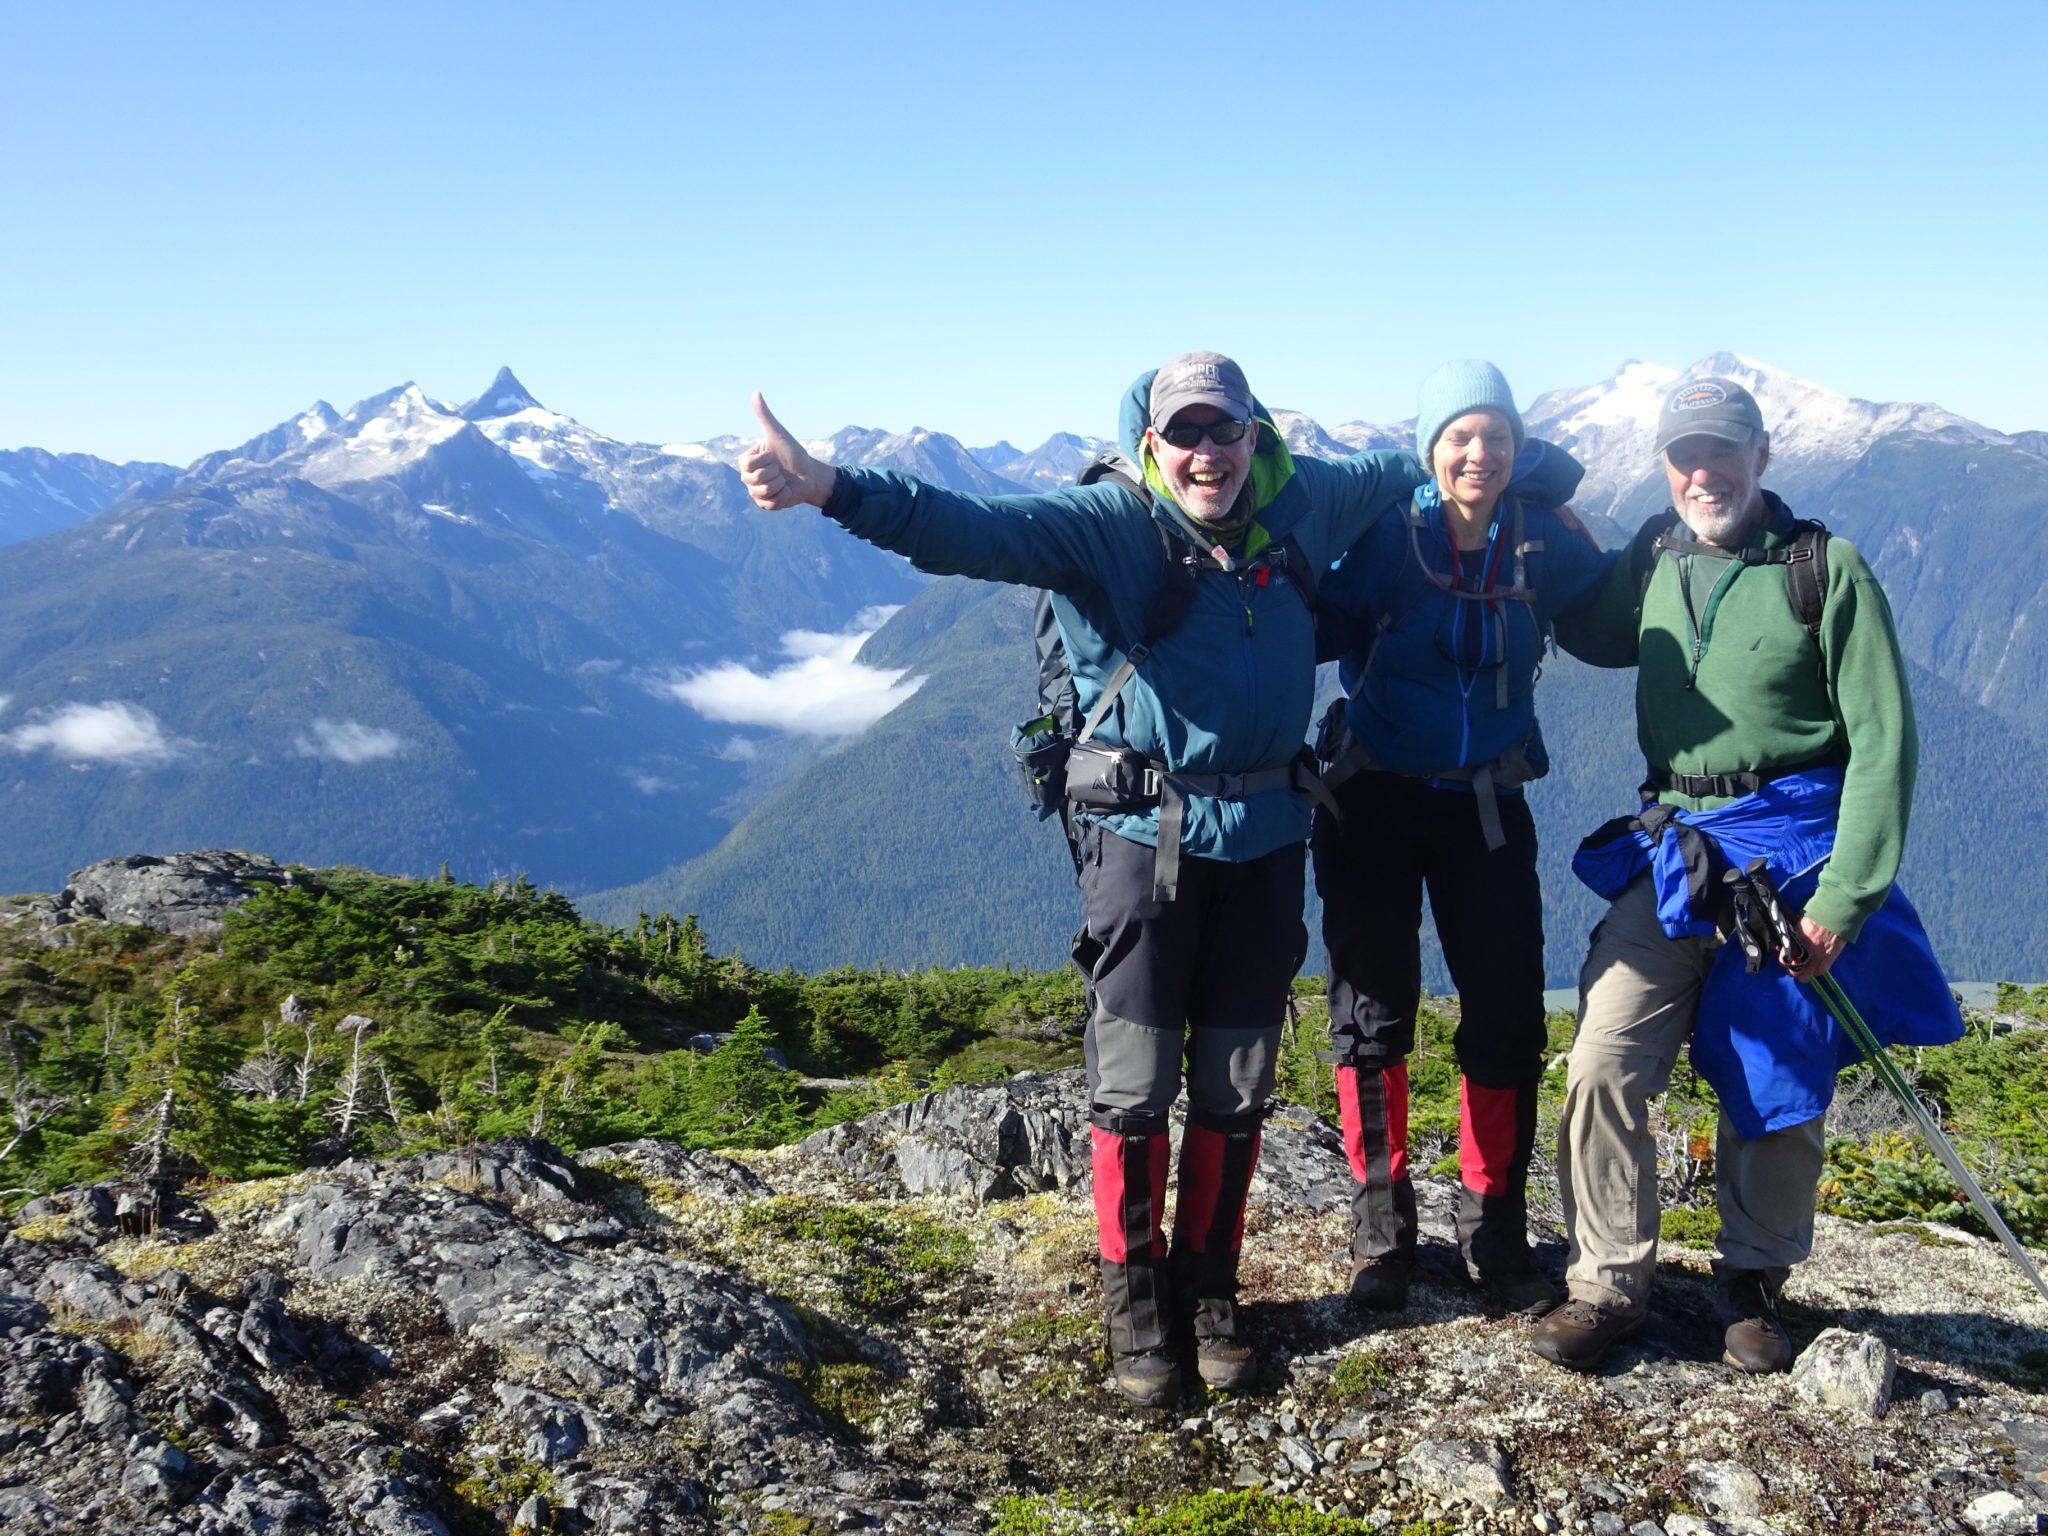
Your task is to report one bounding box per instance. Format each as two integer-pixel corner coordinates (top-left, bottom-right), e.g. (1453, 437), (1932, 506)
(684, 1007), (801, 1149)
(95, 966), (241, 1183)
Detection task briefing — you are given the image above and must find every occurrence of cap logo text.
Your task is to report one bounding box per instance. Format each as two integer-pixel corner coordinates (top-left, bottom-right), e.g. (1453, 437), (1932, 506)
(1671, 382), (1728, 411)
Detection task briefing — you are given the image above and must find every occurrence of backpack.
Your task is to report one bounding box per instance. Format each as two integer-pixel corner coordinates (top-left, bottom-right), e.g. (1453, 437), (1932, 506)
(1631, 508), (1830, 641)
(1010, 450), (1319, 866)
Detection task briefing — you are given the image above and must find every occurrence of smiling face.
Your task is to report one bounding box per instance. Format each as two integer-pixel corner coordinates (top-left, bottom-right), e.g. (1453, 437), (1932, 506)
(1664, 430), (1771, 546)
(1147, 404), (1258, 524)
(1430, 410), (1517, 522)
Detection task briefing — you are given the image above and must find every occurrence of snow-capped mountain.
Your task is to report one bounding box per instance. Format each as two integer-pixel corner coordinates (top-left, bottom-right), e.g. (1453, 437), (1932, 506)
(1526, 351), (2010, 525)
(970, 432), (1112, 490)
(798, 425), (1026, 496)
(0, 367), (932, 897)
(0, 448), (177, 547)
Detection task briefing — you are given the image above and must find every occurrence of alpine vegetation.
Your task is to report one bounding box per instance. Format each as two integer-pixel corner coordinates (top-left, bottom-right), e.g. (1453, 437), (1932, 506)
(3, 852), (2048, 1533)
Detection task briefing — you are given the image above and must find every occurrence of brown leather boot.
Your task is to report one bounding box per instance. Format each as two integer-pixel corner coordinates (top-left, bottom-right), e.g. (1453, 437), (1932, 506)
(1530, 1298), (1644, 1371)
(1716, 1269), (1793, 1373)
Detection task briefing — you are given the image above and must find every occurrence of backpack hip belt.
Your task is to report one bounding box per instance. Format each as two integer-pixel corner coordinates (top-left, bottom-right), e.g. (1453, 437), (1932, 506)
(1641, 748), (1847, 803)
(1315, 701), (1547, 853)
(1070, 739), (1335, 903)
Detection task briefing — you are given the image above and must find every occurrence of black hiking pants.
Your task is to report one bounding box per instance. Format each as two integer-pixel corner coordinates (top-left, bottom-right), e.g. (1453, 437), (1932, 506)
(1311, 770), (1547, 1276)
(1312, 770), (1546, 1082)
(1074, 823), (1305, 1352)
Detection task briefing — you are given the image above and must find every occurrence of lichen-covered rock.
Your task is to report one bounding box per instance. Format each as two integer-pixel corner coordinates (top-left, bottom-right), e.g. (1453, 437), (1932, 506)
(1963, 1489), (2040, 1536)
(54, 849), (294, 935)
(1791, 1327), (1897, 1417)
(797, 1068), (1092, 1201)
(9, 1081), (2048, 1534)
(386, 1136), (586, 1207)
(1685, 1458), (1767, 1518)
(1396, 1436), (1513, 1507)
(575, 1138), (775, 1200)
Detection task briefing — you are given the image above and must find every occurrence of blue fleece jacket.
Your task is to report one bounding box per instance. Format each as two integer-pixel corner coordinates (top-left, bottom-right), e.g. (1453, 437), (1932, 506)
(819, 381), (1427, 864)
(1322, 457), (1613, 777)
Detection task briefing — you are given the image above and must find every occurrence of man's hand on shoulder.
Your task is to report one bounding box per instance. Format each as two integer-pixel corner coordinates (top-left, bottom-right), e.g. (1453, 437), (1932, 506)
(1785, 914), (1847, 981)
(739, 393), (838, 510)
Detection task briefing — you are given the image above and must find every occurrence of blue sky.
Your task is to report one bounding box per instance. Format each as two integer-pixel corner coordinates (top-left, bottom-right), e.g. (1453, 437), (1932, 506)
(6, 2), (2045, 463)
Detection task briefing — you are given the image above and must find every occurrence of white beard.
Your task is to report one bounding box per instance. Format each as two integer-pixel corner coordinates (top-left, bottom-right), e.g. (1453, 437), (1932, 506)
(1676, 494), (1760, 548)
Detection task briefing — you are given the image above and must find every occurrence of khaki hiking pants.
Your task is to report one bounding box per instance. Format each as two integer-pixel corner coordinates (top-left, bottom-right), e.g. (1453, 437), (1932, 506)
(1558, 873), (1827, 1314)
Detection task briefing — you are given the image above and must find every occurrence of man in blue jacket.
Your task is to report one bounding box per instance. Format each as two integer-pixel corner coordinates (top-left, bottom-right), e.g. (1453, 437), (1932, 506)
(741, 352), (1426, 1408)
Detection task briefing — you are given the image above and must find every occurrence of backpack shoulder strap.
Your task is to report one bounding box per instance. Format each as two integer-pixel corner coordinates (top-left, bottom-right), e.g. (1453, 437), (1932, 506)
(1278, 541), (1319, 611)
(1078, 448), (1150, 506)
(1139, 519), (1203, 645)
(1782, 517), (1829, 639)
(1633, 509), (1683, 599)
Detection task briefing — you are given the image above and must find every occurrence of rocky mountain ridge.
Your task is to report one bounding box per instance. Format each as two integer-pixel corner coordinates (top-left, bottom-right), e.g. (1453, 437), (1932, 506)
(6, 1067), (2048, 1535)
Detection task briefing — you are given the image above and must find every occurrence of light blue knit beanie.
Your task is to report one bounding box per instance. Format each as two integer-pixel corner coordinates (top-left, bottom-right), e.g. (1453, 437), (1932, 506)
(1415, 360), (1525, 461)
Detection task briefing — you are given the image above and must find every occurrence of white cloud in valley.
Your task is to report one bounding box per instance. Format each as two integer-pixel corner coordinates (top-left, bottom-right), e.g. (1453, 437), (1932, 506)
(293, 718), (407, 764)
(663, 607), (924, 737)
(3, 701), (182, 764)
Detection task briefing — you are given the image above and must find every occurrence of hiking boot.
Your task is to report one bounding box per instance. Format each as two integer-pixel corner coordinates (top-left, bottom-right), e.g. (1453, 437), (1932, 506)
(1348, 1255), (1413, 1311)
(1716, 1269), (1793, 1374)
(1529, 1298), (1643, 1371)
(1108, 1348), (1182, 1409)
(1187, 1296), (1259, 1393)
(1480, 1268), (1561, 1318)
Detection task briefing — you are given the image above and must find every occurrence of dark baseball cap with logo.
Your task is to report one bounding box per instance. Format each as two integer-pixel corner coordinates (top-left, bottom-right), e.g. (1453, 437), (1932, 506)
(1654, 376), (1766, 454)
(1149, 350), (1254, 429)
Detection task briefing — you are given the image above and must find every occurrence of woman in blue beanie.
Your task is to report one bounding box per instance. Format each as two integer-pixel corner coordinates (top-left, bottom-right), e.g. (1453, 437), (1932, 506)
(1312, 360), (1616, 1315)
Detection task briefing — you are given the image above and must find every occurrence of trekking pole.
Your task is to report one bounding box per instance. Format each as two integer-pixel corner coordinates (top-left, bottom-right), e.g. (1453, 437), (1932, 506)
(1810, 968), (2048, 1305)
(1732, 860), (2048, 1305)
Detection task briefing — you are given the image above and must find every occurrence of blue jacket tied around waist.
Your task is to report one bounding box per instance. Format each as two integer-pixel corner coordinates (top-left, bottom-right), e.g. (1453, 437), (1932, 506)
(1572, 768), (1962, 1139)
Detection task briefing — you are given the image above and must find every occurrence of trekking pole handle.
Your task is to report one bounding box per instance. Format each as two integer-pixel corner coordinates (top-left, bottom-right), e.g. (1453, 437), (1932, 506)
(1743, 857), (1810, 969)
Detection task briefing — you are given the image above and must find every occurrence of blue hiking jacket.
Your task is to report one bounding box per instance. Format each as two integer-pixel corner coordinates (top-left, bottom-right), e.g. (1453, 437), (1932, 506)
(1323, 461), (1614, 778)
(820, 386), (1428, 864)
(1573, 768), (1962, 1137)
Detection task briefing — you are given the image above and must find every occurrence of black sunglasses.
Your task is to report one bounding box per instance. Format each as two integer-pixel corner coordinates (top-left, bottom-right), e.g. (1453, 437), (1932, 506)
(1157, 418), (1252, 451)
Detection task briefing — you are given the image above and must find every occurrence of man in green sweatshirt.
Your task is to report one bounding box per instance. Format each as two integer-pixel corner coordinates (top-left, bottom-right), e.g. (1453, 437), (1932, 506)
(1530, 376), (1916, 1374)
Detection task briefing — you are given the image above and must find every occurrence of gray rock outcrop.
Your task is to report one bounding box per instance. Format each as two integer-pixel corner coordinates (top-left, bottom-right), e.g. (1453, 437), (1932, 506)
(27, 850), (296, 938)
(5, 1077), (2048, 1533)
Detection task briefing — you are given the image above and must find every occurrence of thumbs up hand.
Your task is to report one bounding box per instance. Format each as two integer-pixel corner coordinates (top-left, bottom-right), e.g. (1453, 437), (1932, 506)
(739, 392), (838, 510)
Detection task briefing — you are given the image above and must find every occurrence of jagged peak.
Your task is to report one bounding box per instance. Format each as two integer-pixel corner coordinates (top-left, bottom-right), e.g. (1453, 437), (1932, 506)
(341, 382), (435, 425)
(458, 366), (544, 421)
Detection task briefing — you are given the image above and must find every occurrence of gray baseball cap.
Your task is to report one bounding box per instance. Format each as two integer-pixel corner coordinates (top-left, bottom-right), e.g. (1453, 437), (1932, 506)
(1149, 350), (1254, 429)
(1654, 376), (1766, 454)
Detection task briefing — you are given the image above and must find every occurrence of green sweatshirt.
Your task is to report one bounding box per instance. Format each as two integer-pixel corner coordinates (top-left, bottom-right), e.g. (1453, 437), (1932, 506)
(1556, 492), (1916, 942)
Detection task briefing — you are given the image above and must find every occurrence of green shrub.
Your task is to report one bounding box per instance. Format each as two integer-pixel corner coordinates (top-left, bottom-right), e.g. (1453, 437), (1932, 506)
(1329, 1349), (1393, 1397)
(1659, 1207), (1719, 1249)
(1129, 1489), (1378, 1535)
